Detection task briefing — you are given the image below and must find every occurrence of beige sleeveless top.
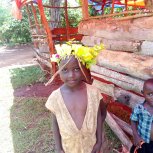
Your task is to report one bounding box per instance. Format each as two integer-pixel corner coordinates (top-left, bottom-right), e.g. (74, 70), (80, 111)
(45, 84), (102, 153)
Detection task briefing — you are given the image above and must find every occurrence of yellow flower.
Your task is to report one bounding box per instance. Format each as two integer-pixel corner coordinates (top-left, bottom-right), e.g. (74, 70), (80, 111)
(61, 44), (72, 56)
(52, 40), (105, 68)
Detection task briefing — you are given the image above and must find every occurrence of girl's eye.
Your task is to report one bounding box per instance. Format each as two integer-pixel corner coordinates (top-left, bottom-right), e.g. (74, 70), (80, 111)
(62, 69), (68, 73)
(74, 68), (80, 72)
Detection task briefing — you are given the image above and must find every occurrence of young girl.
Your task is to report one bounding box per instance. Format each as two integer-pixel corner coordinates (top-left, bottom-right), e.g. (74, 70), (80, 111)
(45, 42), (106, 153)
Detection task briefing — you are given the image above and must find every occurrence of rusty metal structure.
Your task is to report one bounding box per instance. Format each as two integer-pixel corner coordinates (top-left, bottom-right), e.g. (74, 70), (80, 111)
(12, 0), (152, 75)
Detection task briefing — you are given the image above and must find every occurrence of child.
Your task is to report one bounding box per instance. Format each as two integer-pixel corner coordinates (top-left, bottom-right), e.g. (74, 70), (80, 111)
(130, 78), (153, 153)
(45, 42), (106, 153)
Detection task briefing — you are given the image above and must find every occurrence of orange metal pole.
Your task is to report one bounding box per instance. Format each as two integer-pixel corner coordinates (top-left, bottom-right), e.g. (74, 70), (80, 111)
(31, 2), (40, 32)
(65, 0), (70, 40)
(111, 0), (115, 14)
(81, 0), (89, 19)
(37, 0), (56, 74)
(125, 0), (128, 11)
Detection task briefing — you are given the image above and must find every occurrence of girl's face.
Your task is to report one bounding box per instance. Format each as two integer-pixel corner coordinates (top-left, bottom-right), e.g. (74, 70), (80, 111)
(59, 56), (83, 88)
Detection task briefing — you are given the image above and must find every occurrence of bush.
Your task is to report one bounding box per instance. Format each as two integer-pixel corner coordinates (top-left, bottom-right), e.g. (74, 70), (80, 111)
(0, 7), (31, 44)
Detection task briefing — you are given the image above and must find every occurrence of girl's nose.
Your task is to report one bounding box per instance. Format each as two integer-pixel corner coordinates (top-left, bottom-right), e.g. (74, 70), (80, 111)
(68, 70), (74, 78)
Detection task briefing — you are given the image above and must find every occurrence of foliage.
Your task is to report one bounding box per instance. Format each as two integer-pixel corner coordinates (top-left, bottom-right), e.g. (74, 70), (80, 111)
(104, 122), (122, 151)
(0, 7), (31, 44)
(60, 8), (82, 27)
(10, 65), (45, 89)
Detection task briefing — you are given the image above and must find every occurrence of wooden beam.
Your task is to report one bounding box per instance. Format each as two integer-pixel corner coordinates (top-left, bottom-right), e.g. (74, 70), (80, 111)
(96, 50), (153, 80)
(112, 113), (133, 136)
(93, 79), (144, 108)
(105, 112), (132, 151)
(91, 65), (144, 94)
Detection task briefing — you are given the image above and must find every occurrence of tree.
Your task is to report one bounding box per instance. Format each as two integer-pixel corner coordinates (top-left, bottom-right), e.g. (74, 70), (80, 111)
(0, 4), (31, 44)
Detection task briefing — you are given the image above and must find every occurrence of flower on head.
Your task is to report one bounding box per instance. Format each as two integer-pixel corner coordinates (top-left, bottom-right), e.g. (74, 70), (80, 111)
(50, 40), (105, 68)
(50, 54), (60, 63)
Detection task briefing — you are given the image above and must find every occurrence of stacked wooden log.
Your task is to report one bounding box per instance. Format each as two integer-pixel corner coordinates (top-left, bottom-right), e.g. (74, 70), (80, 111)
(78, 15), (153, 150)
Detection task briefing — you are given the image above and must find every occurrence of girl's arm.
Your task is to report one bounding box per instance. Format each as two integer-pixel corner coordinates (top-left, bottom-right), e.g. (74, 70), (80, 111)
(92, 99), (107, 153)
(100, 99), (107, 146)
(131, 120), (143, 146)
(52, 114), (65, 153)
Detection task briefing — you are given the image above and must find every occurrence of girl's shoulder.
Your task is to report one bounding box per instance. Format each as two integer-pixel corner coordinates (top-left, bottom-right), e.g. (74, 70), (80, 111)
(86, 83), (100, 92)
(86, 83), (102, 101)
(45, 87), (61, 114)
(48, 87), (61, 100)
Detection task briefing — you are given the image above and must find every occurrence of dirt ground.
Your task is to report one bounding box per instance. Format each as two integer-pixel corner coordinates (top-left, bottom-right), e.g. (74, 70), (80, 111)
(0, 44), (37, 68)
(0, 44), (60, 97)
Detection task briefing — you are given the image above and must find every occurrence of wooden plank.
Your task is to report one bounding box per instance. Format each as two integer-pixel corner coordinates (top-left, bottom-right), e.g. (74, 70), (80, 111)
(105, 112), (132, 151)
(112, 113), (133, 136)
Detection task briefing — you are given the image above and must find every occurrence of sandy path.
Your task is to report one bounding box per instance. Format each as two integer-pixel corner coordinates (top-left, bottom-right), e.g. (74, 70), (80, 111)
(0, 44), (37, 68)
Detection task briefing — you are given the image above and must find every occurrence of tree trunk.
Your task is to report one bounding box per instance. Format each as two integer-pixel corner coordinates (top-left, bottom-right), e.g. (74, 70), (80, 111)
(96, 50), (153, 80)
(105, 112), (132, 151)
(91, 65), (144, 94)
(93, 79), (144, 108)
(49, 0), (62, 28)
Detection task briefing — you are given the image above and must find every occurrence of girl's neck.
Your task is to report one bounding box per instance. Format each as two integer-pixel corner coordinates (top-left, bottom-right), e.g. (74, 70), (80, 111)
(62, 81), (86, 92)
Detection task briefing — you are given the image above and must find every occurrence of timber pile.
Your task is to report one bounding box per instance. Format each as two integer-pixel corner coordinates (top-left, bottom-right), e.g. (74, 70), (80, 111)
(79, 16), (153, 55)
(78, 15), (153, 150)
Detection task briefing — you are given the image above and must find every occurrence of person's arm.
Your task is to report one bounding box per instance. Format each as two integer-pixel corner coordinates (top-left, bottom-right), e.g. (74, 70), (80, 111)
(92, 99), (107, 153)
(52, 114), (65, 153)
(100, 99), (107, 150)
(131, 120), (144, 146)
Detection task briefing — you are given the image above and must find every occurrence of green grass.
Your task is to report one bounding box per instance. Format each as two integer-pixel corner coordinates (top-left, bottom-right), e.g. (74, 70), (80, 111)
(10, 65), (46, 89)
(104, 123), (122, 152)
(10, 97), (55, 153)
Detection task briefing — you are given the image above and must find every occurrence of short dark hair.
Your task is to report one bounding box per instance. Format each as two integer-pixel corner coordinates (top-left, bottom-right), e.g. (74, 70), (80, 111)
(143, 78), (153, 89)
(144, 78), (153, 85)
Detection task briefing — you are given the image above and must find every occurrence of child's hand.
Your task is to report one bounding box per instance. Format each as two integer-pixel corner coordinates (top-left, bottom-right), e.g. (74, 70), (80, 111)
(133, 134), (144, 147)
(91, 142), (101, 153)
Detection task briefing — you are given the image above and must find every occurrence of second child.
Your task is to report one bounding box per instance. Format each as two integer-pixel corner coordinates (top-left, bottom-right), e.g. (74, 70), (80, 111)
(130, 78), (153, 153)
